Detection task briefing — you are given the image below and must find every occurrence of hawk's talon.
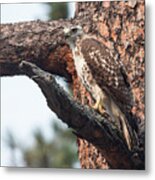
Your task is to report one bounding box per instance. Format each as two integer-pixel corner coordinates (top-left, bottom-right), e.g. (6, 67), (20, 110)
(98, 104), (106, 114)
(91, 97), (106, 114)
(91, 102), (98, 110)
(64, 25), (135, 150)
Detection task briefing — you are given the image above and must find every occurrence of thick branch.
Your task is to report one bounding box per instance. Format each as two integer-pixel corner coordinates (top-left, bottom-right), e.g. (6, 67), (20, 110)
(19, 61), (144, 169)
(0, 1), (145, 169)
(0, 20), (71, 80)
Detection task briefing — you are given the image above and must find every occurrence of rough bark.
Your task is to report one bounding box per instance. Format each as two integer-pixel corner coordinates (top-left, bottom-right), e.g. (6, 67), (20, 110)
(19, 61), (142, 169)
(0, 20), (71, 79)
(74, 0), (145, 169)
(0, 0), (145, 169)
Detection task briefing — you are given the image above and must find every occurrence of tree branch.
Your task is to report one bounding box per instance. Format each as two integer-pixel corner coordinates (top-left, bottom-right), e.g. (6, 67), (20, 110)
(19, 61), (144, 169)
(0, 20), (72, 80)
(0, 1), (145, 169)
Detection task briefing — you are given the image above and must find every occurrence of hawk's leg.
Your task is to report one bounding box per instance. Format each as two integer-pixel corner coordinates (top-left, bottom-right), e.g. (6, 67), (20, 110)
(91, 96), (106, 114)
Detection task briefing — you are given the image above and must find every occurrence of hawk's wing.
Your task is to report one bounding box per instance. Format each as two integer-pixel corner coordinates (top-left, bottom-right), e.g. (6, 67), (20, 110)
(81, 38), (134, 114)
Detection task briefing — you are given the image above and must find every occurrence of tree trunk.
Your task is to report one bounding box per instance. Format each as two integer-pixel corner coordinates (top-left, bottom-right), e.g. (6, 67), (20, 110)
(69, 0), (145, 169)
(0, 0), (145, 169)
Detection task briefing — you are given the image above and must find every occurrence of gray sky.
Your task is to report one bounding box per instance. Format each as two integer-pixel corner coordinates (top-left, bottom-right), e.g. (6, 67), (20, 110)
(1, 3), (75, 167)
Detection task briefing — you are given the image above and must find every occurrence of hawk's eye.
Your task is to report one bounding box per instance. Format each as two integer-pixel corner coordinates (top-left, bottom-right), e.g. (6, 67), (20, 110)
(71, 28), (78, 33)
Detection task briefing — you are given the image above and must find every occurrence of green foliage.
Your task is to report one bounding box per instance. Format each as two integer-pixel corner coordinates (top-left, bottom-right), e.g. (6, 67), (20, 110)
(47, 2), (69, 20)
(23, 121), (78, 168)
(4, 130), (18, 166)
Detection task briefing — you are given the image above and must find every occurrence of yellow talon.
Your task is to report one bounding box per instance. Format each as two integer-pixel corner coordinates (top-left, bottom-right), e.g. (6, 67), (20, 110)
(91, 96), (106, 114)
(98, 104), (106, 114)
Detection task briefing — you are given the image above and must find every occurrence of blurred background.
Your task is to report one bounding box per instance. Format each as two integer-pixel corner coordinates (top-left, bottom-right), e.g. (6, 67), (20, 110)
(1, 3), (80, 168)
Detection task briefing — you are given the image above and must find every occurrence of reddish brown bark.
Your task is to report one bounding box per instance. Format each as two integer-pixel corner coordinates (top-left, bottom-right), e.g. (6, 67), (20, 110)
(0, 1), (145, 169)
(69, 0), (145, 169)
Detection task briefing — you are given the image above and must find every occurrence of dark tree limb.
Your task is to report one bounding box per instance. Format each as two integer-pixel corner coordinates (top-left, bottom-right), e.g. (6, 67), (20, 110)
(0, 20), (72, 80)
(18, 61), (144, 169)
(0, 1), (145, 169)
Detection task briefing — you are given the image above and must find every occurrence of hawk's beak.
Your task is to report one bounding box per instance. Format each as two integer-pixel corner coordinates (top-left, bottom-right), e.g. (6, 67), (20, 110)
(64, 33), (70, 39)
(63, 27), (70, 39)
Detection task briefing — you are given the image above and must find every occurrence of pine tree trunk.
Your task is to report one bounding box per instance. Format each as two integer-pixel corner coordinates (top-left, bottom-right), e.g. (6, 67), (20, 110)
(69, 1), (145, 169)
(0, 0), (145, 169)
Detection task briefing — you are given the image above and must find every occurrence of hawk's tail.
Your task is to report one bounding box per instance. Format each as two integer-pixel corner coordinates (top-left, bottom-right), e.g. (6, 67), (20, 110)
(120, 113), (138, 150)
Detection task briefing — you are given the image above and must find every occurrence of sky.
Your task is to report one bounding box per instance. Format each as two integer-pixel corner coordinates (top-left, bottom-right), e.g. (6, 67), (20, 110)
(1, 3), (75, 167)
(1, 3), (75, 23)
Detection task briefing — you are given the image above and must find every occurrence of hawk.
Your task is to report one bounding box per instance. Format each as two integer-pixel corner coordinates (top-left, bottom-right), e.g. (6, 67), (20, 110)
(64, 25), (136, 150)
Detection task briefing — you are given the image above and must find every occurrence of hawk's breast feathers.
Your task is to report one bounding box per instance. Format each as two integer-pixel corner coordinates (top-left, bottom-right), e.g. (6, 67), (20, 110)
(74, 37), (134, 114)
(64, 25), (137, 149)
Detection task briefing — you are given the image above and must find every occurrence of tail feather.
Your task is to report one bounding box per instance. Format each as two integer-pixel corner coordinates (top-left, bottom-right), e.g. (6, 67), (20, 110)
(120, 114), (138, 150)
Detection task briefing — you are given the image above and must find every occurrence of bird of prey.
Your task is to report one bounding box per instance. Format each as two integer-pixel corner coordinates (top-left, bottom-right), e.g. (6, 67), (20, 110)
(64, 25), (136, 150)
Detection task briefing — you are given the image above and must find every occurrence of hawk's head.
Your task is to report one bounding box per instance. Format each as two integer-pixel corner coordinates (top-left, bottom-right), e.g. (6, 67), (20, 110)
(64, 25), (84, 43)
